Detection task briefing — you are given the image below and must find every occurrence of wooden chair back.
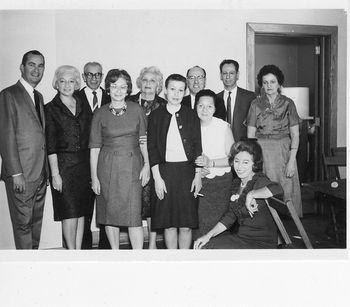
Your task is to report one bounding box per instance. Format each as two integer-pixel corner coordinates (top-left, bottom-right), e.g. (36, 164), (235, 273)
(266, 197), (313, 249)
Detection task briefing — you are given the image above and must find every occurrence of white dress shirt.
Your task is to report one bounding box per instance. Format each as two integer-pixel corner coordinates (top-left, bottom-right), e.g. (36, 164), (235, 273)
(84, 87), (103, 111)
(19, 78), (35, 105)
(223, 86), (237, 121)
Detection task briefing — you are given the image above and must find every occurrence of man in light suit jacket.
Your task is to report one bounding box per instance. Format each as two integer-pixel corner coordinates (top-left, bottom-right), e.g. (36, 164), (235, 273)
(216, 59), (256, 142)
(0, 50), (48, 249)
(77, 61), (111, 249)
(182, 65), (226, 121)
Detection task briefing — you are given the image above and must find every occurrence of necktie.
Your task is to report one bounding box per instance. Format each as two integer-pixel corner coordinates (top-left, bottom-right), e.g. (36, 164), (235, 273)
(92, 91), (98, 109)
(226, 91), (232, 125)
(33, 90), (42, 126)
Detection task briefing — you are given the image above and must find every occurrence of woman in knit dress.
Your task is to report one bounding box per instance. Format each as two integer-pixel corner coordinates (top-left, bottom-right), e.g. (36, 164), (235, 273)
(89, 69), (150, 249)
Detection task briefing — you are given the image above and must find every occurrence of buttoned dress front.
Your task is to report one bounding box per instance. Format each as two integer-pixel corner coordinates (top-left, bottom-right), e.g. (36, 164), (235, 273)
(246, 93), (302, 217)
(45, 94), (95, 221)
(89, 101), (147, 227)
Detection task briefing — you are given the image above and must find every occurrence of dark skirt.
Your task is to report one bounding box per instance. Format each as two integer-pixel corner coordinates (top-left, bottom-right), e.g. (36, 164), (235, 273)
(192, 171), (232, 240)
(203, 231), (277, 249)
(151, 161), (198, 230)
(50, 151), (95, 221)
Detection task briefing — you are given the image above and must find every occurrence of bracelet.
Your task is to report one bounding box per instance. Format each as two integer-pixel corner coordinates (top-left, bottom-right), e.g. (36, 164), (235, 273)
(290, 147), (298, 150)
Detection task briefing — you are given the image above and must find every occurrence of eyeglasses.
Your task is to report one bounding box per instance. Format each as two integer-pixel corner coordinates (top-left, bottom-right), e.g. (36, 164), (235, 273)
(85, 72), (103, 79)
(187, 75), (205, 81)
(109, 84), (128, 91)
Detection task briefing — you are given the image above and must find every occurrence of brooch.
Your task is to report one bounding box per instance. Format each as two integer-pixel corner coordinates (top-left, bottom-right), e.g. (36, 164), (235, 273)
(230, 194), (240, 202)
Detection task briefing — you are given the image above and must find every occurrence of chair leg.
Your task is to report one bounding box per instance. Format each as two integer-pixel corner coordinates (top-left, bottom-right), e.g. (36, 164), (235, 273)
(286, 201), (313, 249)
(329, 203), (339, 243)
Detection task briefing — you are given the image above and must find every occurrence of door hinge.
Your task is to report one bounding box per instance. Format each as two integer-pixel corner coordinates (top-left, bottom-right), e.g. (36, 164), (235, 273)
(315, 46), (321, 55)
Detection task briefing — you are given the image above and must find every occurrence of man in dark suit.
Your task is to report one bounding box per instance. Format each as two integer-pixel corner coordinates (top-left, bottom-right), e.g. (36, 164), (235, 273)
(216, 59), (256, 142)
(77, 61), (111, 249)
(182, 65), (226, 121)
(0, 50), (48, 249)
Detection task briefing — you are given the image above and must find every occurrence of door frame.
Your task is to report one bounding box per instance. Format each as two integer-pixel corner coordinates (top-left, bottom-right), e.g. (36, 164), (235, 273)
(246, 22), (338, 179)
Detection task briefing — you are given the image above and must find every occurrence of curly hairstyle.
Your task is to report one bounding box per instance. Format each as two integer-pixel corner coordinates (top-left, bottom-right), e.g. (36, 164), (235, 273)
(104, 69), (132, 95)
(52, 65), (81, 91)
(135, 66), (163, 95)
(228, 139), (263, 173)
(257, 64), (284, 88)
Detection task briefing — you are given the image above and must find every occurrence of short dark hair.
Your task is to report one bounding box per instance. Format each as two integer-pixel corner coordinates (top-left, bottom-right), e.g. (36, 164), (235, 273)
(186, 66), (206, 78)
(194, 89), (216, 107)
(257, 64), (284, 87)
(219, 59), (239, 73)
(21, 50), (45, 66)
(228, 139), (263, 173)
(104, 69), (133, 95)
(165, 73), (187, 91)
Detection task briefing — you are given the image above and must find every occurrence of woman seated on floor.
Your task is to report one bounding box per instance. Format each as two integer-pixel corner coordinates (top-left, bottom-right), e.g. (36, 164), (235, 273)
(193, 139), (283, 249)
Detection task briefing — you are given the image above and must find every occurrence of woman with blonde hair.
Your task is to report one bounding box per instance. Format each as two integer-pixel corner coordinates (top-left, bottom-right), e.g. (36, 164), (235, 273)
(45, 65), (95, 249)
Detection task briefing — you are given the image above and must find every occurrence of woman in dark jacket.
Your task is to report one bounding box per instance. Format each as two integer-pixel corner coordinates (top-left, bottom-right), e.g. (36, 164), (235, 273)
(45, 65), (95, 249)
(194, 139), (283, 249)
(147, 74), (202, 249)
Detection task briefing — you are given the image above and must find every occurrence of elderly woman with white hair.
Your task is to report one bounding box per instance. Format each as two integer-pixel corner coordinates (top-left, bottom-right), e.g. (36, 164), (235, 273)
(129, 66), (166, 249)
(45, 65), (95, 249)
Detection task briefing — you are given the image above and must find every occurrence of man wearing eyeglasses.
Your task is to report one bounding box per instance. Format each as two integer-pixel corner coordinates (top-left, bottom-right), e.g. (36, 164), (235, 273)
(183, 66), (226, 121)
(182, 66), (207, 110)
(216, 59), (256, 142)
(78, 61), (111, 249)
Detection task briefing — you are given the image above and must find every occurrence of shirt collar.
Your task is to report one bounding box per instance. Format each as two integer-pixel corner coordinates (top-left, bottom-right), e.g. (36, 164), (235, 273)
(20, 77), (35, 94)
(84, 86), (102, 94)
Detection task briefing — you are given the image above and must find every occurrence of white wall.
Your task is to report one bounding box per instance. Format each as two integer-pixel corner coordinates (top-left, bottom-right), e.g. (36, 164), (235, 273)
(0, 9), (347, 249)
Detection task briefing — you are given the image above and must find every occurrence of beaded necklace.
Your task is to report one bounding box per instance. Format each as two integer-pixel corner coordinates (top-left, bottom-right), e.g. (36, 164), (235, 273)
(109, 102), (127, 116)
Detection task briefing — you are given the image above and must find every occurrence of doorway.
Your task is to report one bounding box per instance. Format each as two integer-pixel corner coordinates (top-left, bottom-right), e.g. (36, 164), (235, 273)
(246, 23), (338, 181)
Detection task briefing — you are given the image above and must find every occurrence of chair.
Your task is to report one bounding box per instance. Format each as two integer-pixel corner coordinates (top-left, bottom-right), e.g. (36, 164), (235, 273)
(320, 147), (346, 242)
(266, 197), (313, 249)
(322, 147), (346, 180)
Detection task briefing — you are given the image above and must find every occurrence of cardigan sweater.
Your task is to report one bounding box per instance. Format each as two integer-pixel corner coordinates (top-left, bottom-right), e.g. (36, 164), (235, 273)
(147, 105), (202, 167)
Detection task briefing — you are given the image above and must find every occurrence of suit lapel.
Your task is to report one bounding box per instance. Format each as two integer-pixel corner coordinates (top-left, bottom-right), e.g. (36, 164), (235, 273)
(233, 87), (241, 117)
(16, 82), (43, 130)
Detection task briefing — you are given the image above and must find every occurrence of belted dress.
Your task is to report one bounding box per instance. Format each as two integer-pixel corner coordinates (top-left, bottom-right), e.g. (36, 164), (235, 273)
(89, 101), (147, 227)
